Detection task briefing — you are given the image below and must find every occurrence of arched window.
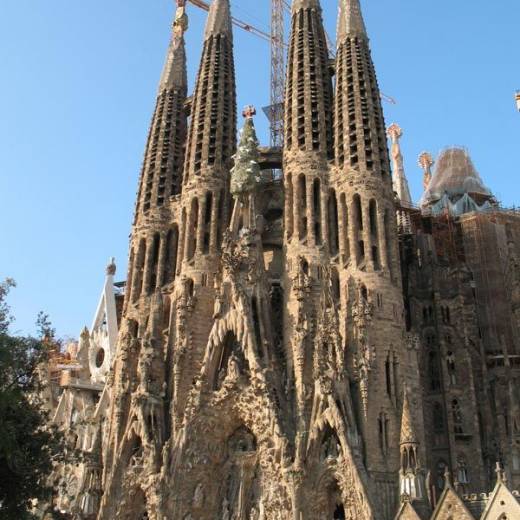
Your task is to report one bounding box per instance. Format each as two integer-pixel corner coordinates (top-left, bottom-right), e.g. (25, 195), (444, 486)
(313, 179), (322, 245)
(298, 175), (307, 239)
(339, 193), (350, 264)
(353, 194), (364, 263)
(369, 199), (380, 270)
(203, 192), (212, 254)
(251, 296), (263, 358)
(187, 197), (199, 260)
(328, 189), (339, 257)
(163, 225), (179, 285)
(215, 190), (225, 248)
(383, 209), (393, 279)
(286, 172), (293, 238)
(179, 207), (187, 267)
(270, 283), (284, 355)
(133, 238), (146, 302)
(369, 199), (378, 237)
(385, 351), (398, 403)
(148, 233), (161, 294)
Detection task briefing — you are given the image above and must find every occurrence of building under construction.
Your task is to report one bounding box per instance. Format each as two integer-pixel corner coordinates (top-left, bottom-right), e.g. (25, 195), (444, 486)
(45, 1), (520, 519)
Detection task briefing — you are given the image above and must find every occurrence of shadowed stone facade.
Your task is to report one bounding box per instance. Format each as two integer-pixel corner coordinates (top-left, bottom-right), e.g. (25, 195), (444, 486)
(46, 1), (520, 519)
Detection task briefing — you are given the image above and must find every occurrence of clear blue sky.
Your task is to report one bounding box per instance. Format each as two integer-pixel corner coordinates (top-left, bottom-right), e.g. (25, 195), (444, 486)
(1, 0), (518, 338)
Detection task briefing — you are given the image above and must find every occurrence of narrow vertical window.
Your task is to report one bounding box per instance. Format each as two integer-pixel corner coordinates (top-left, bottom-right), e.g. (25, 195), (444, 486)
(187, 198), (199, 260)
(353, 194), (364, 263)
(369, 199), (380, 270)
(328, 189), (339, 257)
(133, 238), (146, 303)
(163, 225), (179, 285)
(203, 192), (213, 254)
(384, 209), (393, 279)
(286, 172), (294, 238)
(340, 193), (350, 264)
(298, 175), (307, 239)
(313, 179), (322, 245)
(148, 233), (161, 294)
(179, 208), (187, 269)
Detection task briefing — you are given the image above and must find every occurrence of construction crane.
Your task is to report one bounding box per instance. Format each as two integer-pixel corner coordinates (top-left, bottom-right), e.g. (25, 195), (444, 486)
(268, 0), (285, 147)
(185, 0), (271, 42)
(183, 0), (397, 146)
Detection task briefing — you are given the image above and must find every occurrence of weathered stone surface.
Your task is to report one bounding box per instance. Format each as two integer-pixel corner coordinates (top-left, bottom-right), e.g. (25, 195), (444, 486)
(45, 1), (520, 519)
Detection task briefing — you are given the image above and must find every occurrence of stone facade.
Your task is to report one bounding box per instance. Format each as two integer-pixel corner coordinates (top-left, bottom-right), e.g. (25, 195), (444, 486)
(47, 1), (520, 519)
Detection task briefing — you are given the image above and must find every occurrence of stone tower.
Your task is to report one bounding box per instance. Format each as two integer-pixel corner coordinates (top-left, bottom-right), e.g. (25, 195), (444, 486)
(170, 0), (237, 430)
(97, 4), (189, 517)
(331, 1), (422, 517)
(282, 0), (335, 465)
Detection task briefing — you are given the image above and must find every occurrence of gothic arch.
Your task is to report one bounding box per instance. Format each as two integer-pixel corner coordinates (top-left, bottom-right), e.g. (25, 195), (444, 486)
(205, 330), (250, 391)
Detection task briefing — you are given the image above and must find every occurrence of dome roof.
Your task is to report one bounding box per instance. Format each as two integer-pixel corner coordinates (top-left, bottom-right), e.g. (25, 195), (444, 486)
(421, 148), (492, 206)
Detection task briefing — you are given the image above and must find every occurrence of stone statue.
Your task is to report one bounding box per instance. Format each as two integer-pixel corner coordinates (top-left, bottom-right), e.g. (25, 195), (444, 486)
(192, 483), (204, 508)
(228, 354), (241, 382)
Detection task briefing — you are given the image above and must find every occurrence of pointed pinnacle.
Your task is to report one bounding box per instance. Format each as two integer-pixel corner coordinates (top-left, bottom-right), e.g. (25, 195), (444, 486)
(205, 0), (232, 40)
(159, 13), (188, 90)
(292, 0), (322, 13)
(337, 0), (368, 44)
(400, 387), (418, 446)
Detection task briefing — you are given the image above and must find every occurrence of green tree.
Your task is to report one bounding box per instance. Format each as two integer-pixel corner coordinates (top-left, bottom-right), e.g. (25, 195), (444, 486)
(0, 279), (69, 519)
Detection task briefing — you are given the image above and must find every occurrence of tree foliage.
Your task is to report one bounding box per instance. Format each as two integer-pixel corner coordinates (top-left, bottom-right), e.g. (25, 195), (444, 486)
(0, 279), (69, 519)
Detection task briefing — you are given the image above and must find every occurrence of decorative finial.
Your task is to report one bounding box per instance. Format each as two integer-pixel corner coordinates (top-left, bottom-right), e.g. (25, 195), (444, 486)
(444, 465), (453, 489)
(418, 152), (434, 191)
(173, 2), (189, 36)
(106, 257), (116, 276)
(387, 122), (403, 142)
(495, 461), (506, 484)
(242, 105), (257, 119)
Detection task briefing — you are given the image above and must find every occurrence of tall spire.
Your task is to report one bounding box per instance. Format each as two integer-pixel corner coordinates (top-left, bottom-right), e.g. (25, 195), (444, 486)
(204, 0), (232, 39)
(134, 5), (189, 216)
(184, 0), (236, 183)
(158, 5), (188, 91)
(284, 0), (333, 157)
(337, 0), (368, 43)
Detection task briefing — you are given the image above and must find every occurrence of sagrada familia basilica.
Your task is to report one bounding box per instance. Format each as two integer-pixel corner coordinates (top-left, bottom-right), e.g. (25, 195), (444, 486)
(43, 0), (520, 518)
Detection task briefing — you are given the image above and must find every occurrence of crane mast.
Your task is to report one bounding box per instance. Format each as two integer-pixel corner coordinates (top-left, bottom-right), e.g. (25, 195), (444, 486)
(269, 0), (285, 147)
